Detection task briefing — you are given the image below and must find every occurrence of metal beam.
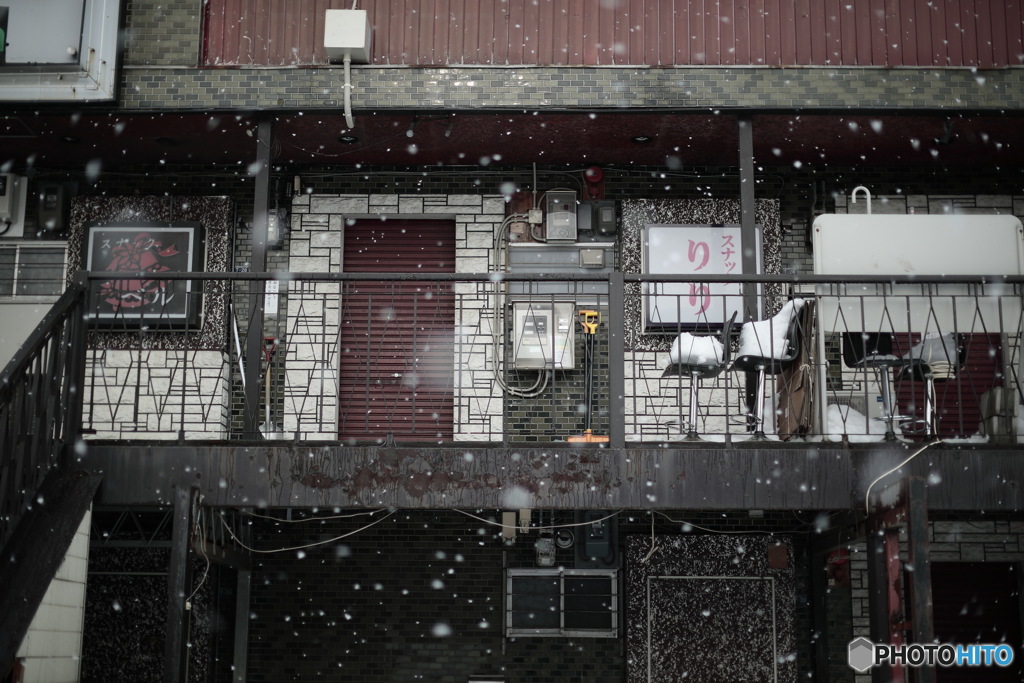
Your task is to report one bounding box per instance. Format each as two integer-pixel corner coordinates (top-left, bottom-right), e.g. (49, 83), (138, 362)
(243, 117), (273, 438)
(233, 570), (251, 683)
(82, 442), (1024, 511)
(809, 548), (830, 681)
(164, 487), (193, 683)
(737, 115), (759, 429)
(608, 272), (626, 449)
(907, 477), (936, 683)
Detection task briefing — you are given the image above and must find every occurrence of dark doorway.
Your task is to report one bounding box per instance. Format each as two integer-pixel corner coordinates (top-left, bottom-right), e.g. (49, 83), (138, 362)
(932, 561), (1023, 682)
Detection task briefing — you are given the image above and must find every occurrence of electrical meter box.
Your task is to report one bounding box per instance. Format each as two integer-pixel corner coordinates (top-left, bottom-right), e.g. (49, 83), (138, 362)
(325, 10), (373, 63)
(0, 174), (28, 238)
(512, 302), (575, 369)
(544, 191), (577, 242)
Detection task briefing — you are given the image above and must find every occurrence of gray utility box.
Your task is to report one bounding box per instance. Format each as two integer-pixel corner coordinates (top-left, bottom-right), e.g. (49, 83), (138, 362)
(507, 241), (615, 305)
(512, 302), (575, 369)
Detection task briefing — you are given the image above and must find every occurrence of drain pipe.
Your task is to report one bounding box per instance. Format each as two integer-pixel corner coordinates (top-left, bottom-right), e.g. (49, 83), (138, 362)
(343, 55), (355, 129)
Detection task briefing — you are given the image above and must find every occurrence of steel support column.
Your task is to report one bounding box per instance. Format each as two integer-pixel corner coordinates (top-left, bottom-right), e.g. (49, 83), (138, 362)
(164, 486), (193, 683)
(810, 548), (831, 681)
(867, 503), (908, 683)
(233, 570), (251, 682)
(243, 118), (273, 438)
(907, 477), (936, 683)
(738, 116), (760, 429)
(608, 271), (625, 449)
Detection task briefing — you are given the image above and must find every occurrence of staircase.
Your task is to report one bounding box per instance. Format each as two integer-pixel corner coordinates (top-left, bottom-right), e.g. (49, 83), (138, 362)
(0, 280), (101, 676)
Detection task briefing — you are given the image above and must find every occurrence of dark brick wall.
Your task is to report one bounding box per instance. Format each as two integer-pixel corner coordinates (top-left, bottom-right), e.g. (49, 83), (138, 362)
(506, 308), (610, 443)
(245, 509), (816, 682)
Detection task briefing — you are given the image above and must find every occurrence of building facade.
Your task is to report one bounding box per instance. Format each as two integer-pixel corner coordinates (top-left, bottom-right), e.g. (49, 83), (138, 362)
(2, 1), (1024, 682)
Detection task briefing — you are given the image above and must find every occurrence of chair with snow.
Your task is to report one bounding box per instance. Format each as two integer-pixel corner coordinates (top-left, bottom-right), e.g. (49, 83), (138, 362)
(733, 298), (806, 439)
(661, 311), (736, 440)
(894, 332), (967, 439)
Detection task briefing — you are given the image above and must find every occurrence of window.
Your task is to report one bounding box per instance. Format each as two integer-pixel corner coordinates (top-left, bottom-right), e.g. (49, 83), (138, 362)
(0, 0), (121, 101)
(0, 244), (67, 298)
(506, 568), (618, 638)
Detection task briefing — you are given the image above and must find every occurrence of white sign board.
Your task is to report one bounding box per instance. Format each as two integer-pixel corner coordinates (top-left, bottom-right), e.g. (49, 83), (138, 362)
(643, 224), (761, 328)
(812, 214), (1024, 333)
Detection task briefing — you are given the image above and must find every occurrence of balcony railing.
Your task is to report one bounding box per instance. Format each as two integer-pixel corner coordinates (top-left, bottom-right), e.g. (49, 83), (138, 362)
(0, 279), (88, 549)
(63, 271), (1023, 447)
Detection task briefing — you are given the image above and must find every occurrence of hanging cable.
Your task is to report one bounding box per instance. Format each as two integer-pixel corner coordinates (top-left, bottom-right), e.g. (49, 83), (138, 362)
(490, 212), (550, 398)
(242, 508), (386, 523)
(863, 439), (943, 514)
(455, 508), (623, 531)
(218, 509), (396, 553)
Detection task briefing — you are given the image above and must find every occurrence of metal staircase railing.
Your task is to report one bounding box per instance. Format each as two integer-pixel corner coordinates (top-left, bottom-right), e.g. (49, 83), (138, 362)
(0, 277), (89, 551)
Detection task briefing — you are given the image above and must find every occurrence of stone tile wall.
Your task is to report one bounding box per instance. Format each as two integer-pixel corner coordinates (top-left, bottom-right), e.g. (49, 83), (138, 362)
(84, 349), (231, 439)
(282, 193), (506, 441)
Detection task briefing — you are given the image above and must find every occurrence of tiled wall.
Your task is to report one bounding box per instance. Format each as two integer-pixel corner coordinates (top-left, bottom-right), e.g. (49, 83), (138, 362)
(282, 193), (506, 441)
(117, 65), (1024, 112)
(84, 349), (231, 440)
(16, 508), (91, 683)
(122, 0), (201, 67)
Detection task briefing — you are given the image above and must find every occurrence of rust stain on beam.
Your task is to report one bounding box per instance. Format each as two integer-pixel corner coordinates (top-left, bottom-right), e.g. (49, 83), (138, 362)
(81, 442), (1024, 512)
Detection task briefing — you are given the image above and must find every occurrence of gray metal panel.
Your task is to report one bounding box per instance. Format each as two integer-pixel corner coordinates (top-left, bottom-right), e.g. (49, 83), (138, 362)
(83, 442), (1024, 512)
(507, 242), (614, 303)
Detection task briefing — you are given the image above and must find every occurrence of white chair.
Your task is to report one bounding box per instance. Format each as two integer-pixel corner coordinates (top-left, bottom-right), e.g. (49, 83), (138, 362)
(661, 313), (735, 440)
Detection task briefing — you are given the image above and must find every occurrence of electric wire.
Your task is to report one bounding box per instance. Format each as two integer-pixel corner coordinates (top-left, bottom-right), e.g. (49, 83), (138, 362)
(863, 439), (944, 514)
(217, 508), (397, 553)
(454, 508), (623, 531)
(242, 508), (388, 523)
(489, 212), (550, 398)
(654, 510), (795, 536)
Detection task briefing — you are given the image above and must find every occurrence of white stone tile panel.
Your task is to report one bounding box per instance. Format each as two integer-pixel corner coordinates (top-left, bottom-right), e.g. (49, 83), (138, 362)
(312, 196), (368, 214)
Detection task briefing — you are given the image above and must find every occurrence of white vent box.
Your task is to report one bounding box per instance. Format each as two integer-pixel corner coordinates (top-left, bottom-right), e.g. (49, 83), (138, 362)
(512, 302), (575, 369)
(545, 191), (578, 242)
(325, 10), (373, 64)
(0, 174), (28, 238)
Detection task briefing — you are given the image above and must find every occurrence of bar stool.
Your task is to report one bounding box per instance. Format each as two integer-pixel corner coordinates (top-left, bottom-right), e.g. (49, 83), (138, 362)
(662, 312), (736, 440)
(733, 299), (805, 438)
(841, 332), (908, 441)
(895, 333), (966, 438)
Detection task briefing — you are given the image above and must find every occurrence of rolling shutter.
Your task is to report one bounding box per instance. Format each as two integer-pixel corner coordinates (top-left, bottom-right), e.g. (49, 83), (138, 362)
(338, 219), (455, 443)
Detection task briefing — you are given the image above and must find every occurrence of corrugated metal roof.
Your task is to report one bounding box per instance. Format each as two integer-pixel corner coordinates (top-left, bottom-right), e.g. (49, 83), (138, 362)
(204, 0), (1024, 68)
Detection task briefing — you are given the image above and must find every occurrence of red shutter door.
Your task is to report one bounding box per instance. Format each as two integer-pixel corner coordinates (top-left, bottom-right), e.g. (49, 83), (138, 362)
(338, 219), (456, 443)
(893, 333), (1003, 439)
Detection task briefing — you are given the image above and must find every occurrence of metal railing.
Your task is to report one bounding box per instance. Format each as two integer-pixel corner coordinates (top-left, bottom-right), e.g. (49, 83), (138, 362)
(2, 271), (1021, 482)
(65, 271), (1024, 446)
(0, 278), (88, 549)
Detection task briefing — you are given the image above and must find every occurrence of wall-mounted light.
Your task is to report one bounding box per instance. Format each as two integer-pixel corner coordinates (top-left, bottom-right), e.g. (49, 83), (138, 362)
(631, 135), (654, 144)
(338, 134), (359, 144)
